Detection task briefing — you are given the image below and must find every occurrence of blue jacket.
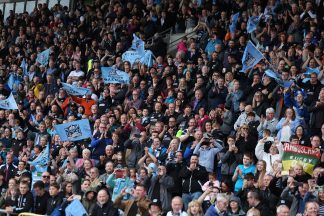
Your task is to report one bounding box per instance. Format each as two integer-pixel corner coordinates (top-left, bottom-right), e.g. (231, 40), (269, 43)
(205, 205), (229, 216)
(90, 134), (112, 160)
(284, 92), (309, 122)
(276, 118), (302, 141)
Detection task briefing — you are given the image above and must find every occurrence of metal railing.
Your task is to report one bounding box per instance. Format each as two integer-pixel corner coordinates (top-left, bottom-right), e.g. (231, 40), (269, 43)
(167, 29), (198, 51)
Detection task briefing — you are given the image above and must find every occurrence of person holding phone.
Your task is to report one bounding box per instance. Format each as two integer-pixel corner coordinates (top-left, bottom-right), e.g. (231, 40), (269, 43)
(146, 165), (174, 212)
(106, 165), (134, 202)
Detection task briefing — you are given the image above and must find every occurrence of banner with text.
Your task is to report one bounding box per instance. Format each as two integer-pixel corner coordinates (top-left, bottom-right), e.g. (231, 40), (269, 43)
(282, 143), (321, 175)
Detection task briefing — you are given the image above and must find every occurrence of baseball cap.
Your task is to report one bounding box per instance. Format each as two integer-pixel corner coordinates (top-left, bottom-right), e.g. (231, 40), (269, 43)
(149, 199), (162, 209)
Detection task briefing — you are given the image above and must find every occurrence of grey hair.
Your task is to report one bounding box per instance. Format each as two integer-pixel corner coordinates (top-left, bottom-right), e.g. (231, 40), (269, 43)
(266, 107), (275, 114)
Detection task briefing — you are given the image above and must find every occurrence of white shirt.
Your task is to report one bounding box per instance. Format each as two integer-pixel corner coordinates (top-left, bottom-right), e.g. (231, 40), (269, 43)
(69, 69), (85, 78)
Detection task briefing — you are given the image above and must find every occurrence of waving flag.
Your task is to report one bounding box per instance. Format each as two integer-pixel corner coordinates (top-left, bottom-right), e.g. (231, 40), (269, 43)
(28, 144), (50, 167)
(20, 58), (28, 76)
(7, 71), (23, 91)
(61, 82), (91, 96)
(229, 12), (240, 35)
(65, 199), (88, 216)
(54, 119), (92, 141)
(131, 34), (145, 55)
(122, 50), (154, 67)
(240, 41), (264, 72)
(264, 69), (290, 87)
(141, 50), (154, 67)
(101, 67), (130, 84)
(247, 15), (262, 33)
(265, 69), (281, 81)
(304, 67), (320, 75)
(29, 144), (49, 187)
(0, 93), (18, 110)
(36, 48), (50, 66)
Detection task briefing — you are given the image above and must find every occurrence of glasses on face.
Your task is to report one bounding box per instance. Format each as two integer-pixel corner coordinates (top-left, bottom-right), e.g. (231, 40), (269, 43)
(42, 176), (50, 178)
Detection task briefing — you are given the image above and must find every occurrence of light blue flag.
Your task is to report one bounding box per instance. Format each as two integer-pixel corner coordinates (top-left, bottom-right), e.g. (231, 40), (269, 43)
(101, 67), (130, 84)
(247, 15), (262, 33)
(265, 69), (281, 81)
(122, 51), (141, 65)
(283, 80), (294, 88)
(122, 50), (154, 67)
(0, 93), (18, 110)
(36, 48), (50, 66)
(302, 78), (311, 83)
(54, 119), (92, 141)
(7, 73), (23, 92)
(61, 82), (91, 96)
(131, 34), (145, 55)
(7, 73), (14, 90)
(240, 41), (264, 72)
(140, 50), (154, 67)
(29, 144), (49, 186)
(231, 12), (240, 24)
(304, 67), (320, 75)
(229, 12), (240, 33)
(20, 58), (28, 76)
(28, 144), (50, 167)
(65, 199), (88, 216)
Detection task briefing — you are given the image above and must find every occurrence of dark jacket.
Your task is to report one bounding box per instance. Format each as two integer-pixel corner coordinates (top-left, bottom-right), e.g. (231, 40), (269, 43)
(297, 79), (323, 105)
(46, 194), (63, 215)
(166, 161), (186, 196)
(179, 165), (208, 193)
(0, 163), (17, 183)
(254, 201), (272, 216)
(91, 200), (118, 216)
(34, 191), (50, 214)
(207, 85), (228, 111)
(147, 174), (174, 212)
(13, 192), (34, 214)
(308, 100), (324, 131)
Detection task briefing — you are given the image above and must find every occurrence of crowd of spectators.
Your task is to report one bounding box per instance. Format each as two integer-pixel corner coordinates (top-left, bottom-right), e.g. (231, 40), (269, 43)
(0, 0), (323, 215)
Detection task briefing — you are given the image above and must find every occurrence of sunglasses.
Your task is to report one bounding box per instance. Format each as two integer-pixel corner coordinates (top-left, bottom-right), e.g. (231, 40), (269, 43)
(42, 176), (50, 178)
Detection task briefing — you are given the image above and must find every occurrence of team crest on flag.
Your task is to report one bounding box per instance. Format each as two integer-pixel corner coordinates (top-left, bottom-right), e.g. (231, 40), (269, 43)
(240, 41), (264, 72)
(0, 93), (18, 110)
(65, 124), (82, 139)
(54, 119), (92, 141)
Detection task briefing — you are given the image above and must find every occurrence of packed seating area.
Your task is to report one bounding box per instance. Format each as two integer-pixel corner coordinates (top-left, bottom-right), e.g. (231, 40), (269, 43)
(0, 0), (323, 215)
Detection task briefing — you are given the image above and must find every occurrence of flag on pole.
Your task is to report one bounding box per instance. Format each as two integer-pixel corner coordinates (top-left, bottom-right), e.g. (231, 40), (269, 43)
(240, 41), (264, 72)
(54, 119), (92, 141)
(61, 82), (91, 96)
(0, 93), (18, 110)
